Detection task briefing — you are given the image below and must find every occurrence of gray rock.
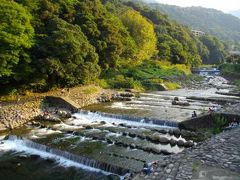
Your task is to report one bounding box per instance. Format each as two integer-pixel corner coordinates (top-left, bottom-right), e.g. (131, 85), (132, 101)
(170, 139), (177, 146)
(165, 169), (171, 173)
(177, 140), (185, 147)
(159, 137), (170, 144)
(168, 164), (174, 168)
(184, 141), (194, 147)
(173, 129), (181, 137)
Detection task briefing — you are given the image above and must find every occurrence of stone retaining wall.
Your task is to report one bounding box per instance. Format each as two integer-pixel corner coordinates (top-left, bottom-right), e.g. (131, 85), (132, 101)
(0, 97), (43, 131)
(0, 96), (81, 131)
(0, 87), (113, 131)
(179, 112), (240, 130)
(44, 96), (79, 113)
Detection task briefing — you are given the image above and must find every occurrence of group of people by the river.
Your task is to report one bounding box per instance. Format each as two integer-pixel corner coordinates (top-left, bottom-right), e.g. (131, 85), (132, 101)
(191, 105), (222, 118)
(208, 105), (220, 113)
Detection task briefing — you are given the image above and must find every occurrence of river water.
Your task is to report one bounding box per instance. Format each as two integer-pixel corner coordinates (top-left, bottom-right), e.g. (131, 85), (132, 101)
(0, 76), (239, 179)
(84, 88), (237, 122)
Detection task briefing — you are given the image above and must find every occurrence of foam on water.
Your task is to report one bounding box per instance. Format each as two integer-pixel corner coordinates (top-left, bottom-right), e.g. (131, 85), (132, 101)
(72, 111), (176, 129)
(53, 122), (83, 131)
(28, 128), (62, 139)
(0, 137), (122, 178)
(110, 102), (143, 110)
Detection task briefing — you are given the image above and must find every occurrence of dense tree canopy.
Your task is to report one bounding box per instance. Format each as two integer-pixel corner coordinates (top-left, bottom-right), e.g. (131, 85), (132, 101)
(74, 0), (137, 69)
(120, 8), (157, 63)
(0, 0), (228, 91)
(125, 2), (202, 66)
(0, 0), (34, 80)
(34, 17), (100, 87)
(200, 35), (226, 64)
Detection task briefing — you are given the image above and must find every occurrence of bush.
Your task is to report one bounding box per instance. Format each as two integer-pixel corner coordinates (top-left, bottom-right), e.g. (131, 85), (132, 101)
(207, 115), (227, 135)
(107, 75), (143, 90)
(164, 82), (181, 90)
(96, 79), (109, 89)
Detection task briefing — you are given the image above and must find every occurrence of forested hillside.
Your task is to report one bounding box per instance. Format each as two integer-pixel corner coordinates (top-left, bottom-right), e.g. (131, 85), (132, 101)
(147, 3), (240, 44)
(0, 0), (226, 93)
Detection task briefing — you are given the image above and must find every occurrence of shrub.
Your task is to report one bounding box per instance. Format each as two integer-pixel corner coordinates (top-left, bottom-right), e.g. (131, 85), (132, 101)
(164, 82), (181, 90)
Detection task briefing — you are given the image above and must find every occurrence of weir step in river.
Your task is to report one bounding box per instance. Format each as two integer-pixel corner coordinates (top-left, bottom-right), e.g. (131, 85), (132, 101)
(0, 111), (195, 178)
(4, 135), (130, 176)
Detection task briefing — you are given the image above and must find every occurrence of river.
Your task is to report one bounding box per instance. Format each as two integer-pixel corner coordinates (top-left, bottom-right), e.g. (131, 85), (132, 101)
(0, 76), (239, 179)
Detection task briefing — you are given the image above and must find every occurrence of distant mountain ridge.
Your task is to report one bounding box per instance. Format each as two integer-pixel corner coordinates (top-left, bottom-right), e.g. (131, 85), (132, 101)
(230, 9), (240, 19)
(146, 3), (240, 43)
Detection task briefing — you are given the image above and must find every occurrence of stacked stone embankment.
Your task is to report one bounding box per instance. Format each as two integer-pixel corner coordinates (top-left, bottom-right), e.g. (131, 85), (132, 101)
(0, 97), (42, 131)
(0, 85), (132, 131)
(133, 128), (240, 180)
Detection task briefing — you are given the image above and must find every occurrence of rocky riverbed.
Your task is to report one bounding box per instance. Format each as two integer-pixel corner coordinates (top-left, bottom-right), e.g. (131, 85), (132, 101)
(1, 76), (240, 179)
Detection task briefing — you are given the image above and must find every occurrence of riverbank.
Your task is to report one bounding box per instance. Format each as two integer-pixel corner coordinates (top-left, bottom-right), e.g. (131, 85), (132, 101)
(133, 127), (240, 180)
(1, 76), (240, 179)
(0, 85), (118, 132)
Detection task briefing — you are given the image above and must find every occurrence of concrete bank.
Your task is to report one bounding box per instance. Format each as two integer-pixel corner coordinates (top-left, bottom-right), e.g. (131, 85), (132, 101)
(133, 128), (240, 180)
(179, 103), (240, 130)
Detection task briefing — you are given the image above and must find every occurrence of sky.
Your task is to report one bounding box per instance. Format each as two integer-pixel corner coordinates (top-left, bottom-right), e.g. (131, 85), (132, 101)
(153, 0), (240, 12)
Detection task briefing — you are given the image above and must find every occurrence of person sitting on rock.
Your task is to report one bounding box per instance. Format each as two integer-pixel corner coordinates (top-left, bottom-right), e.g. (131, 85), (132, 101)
(192, 111), (197, 117)
(208, 107), (214, 113)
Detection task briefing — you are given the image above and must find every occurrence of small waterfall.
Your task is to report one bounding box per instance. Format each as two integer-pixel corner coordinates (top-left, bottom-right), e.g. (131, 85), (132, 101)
(5, 135), (130, 176)
(77, 110), (178, 128)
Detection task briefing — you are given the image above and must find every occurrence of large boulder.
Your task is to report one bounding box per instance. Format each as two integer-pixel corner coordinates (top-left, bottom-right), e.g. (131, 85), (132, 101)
(173, 129), (181, 137)
(151, 132), (161, 142)
(180, 129), (192, 138)
(169, 139), (177, 146)
(119, 92), (135, 98)
(177, 140), (185, 147)
(172, 100), (190, 106)
(57, 110), (71, 118)
(157, 129), (168, 134)
(159, 137), (170, 144)
(184, 140), (194, 147)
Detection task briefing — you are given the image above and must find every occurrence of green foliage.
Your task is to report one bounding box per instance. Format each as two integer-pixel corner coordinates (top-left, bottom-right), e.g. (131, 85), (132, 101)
(125, 2), (202, 67)
(120, 8), (158, 63)
(164, 82), (181, 90)
(220, 63), (240, 87)
(103, 60), (190, 90)
(211, 115), (227, 134)
(74, 0), (137, 69)
(107, 75), (143, 90)
(0, 0), (34, 78)
(96, 79), (110, 89)
(33, 17), (100, 89)
(82, 86), (99, 95)
(0, 0), (229, 93)
(200, 35), (226, 64)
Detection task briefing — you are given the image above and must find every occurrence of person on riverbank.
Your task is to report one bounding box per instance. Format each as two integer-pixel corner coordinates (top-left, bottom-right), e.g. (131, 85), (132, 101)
(67, 88), (70, 97)
(192, 111), (197, 117)
(61, 88), (65, 96)
(208, 107), (214, 113)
